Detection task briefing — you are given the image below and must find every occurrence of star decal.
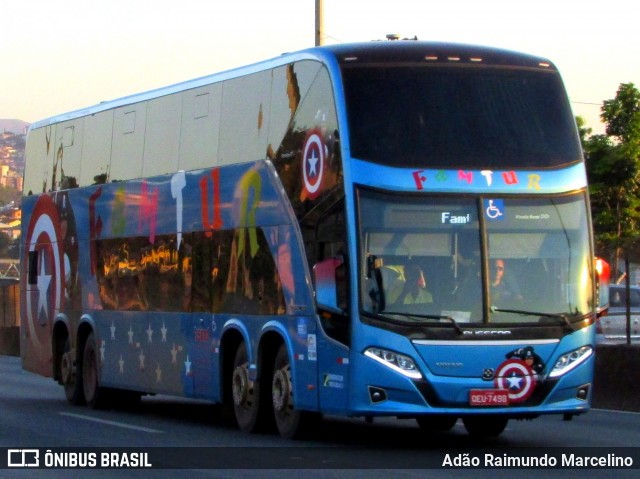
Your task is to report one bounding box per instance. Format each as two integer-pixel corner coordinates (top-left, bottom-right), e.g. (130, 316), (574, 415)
(307, 150), (318, 176)
(128, 326), (134, 345)
(110, 321), (116, 340)
(493, 358), (537, 404)
(161, 322), (168, 342)
(119, 355), (125, 374)
(146, 323), (154, 343)
(506, 372), (523, 390)
(37, 252), (52, 319)
(185, 355), (192, 376)
(171, 344), (179, 364)
(139, 350), (146, 370)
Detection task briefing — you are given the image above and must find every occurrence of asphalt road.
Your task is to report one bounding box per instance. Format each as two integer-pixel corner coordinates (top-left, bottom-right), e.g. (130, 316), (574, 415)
(1, 355), (639, 479)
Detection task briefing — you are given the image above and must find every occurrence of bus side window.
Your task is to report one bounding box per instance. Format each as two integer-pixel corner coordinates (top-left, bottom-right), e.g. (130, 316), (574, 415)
(315, 201), (346, 263)
(313, 201), (350, 345)
(28, 251), (38, 285)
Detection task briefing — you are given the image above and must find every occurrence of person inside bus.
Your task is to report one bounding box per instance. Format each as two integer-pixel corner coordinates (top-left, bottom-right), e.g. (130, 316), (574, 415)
(490, 259), (523, 303)
(395, 264), (433, 305)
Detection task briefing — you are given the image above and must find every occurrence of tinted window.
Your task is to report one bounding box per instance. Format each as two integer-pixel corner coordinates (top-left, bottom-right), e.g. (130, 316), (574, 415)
(343, 65), (581, 169)
(95, 227), (285, 315)
(95, 234), (185, 312)
(358, 189), (592, 325)
(272, 62), (342, 220)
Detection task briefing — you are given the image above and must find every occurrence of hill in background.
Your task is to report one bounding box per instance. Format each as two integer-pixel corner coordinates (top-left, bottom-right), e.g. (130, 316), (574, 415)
(0, 120), (30, 134)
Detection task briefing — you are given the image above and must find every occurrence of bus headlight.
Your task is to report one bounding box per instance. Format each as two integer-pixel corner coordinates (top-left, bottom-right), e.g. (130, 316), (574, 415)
(549, 346), (593, 378)
(364, 347), (422, 380)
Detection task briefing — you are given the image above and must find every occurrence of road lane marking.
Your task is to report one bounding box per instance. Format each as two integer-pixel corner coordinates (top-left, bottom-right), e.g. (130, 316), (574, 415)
(592, 408), (640, 416)
(59, 412), (163, 433)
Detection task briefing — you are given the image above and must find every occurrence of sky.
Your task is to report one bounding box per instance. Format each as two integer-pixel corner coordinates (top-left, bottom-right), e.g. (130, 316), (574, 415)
(2, 0), (639, 135)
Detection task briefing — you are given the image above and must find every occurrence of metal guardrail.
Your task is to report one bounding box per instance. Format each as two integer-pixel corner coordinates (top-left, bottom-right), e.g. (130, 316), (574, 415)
(0, 260), (19, 327)
(0, 259), (19, 279)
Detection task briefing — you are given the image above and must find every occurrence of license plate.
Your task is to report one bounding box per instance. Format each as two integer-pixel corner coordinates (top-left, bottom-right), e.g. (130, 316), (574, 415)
(469, 389), (509, 406)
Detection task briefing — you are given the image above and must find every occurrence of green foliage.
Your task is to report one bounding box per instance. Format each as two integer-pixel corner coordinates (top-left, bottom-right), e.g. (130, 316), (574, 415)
(582, 83), (640, 263)
(602, 83), (640, 144)
(576, 115), (592, 145)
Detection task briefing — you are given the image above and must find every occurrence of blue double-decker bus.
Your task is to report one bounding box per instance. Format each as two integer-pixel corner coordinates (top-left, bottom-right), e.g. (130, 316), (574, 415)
(21, 41), (607, 438)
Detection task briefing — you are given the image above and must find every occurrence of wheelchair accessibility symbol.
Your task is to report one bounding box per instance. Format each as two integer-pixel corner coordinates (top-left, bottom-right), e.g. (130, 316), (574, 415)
(484, 199), (505, 220)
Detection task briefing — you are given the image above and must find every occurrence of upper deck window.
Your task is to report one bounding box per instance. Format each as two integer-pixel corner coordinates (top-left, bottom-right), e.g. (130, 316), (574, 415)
(342, 65), (581, 169)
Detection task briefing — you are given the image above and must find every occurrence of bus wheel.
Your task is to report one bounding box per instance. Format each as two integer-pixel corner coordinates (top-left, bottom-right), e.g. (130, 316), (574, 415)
(416, 415), (458, 432)
(272, 344), (317, 439)
(462, 415), (508, 437)
(231, 342), (260, 432)
(82, 332), (107, 409)
(61, 337), (84, 405)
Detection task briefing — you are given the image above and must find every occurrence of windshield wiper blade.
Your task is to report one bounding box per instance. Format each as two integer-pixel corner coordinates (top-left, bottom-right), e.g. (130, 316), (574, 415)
(490, 306), (576, 331)
(380, 311), (464, 335)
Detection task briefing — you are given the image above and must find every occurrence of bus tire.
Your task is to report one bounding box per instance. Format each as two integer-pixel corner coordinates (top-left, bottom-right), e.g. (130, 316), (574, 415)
(61, 337), (84, 405)
(272, 344), (318, 439)
(82, 332), (107, 409)
(462, 415), (508, 437)
(231, 342), (261, 433)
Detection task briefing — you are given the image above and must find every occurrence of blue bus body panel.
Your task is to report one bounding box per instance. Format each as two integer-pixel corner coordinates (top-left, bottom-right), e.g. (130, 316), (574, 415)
(346, 322), (595, 416)
(21, 160), (321, 404)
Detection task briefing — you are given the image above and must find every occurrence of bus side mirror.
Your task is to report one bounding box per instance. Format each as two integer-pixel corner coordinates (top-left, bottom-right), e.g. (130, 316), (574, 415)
(595, 257), (610, 316)
(313, 257), (348, 314)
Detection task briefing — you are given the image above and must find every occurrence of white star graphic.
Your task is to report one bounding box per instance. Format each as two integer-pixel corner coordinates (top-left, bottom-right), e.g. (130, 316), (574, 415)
(128, 327), (134, 344)
(161, 322), (168, 342)
(185, 355), (192, 375)
(119, 355), (125, 373)
(506, 372), (523, 390)
(139, 350), (146, 370)
(307, 150), (318, 176)
(146, 323), (154, 343)
(171, 344), (179, 364)
(110, 322), (116, 340)
(37, 252), (52, 319)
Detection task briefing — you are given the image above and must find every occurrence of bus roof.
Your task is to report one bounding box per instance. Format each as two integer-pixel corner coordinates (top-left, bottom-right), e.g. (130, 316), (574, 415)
(28, 41), (556, 132)
(325, 41), (555, 69)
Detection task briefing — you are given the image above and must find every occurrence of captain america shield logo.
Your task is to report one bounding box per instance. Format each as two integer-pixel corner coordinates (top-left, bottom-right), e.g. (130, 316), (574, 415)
(23, 195), (65, 358)
(493, 358), (536, 403)
(302, 129), (325, 199)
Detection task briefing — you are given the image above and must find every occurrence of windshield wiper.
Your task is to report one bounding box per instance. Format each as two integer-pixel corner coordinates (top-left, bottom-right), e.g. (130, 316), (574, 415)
(490, 306), (577, 331)
(380, 311), (464, 335)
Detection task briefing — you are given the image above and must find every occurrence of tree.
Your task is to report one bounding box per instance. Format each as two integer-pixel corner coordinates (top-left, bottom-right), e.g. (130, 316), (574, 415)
(583, 83), (640, 345)
(602, 83), (640, 145)
(583, 83), (640, 267)
(576, 115), (592, 145)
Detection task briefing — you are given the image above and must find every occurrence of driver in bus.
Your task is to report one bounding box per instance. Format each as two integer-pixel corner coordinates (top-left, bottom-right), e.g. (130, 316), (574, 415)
(490, 259), (523, 302)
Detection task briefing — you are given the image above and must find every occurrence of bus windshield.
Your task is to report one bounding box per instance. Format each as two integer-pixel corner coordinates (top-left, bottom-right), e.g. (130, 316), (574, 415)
(343, 65), (581, 169)
(358, 189), (593, 326)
